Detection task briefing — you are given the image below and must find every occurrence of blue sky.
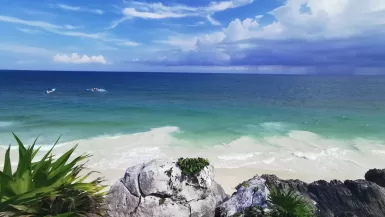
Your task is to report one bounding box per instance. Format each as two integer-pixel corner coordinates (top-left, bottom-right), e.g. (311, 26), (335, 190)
(0, 0), (384, 73)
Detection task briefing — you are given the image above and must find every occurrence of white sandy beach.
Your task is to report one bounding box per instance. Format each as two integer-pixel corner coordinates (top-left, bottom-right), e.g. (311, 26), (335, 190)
(2, 128), (385, 194)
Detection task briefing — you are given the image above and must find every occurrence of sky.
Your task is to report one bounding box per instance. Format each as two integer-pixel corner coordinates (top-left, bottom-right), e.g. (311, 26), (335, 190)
(0, 0), (384, 73)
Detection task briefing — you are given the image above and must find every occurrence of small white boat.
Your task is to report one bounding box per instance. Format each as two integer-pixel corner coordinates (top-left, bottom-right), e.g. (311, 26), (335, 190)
(45, 88), (56, 94)
(88, 88), (107, 92)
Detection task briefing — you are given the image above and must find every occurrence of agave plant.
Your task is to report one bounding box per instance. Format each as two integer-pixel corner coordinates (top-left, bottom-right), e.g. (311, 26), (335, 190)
(0, 133), (106, 217)
(267, 187), (314, 217)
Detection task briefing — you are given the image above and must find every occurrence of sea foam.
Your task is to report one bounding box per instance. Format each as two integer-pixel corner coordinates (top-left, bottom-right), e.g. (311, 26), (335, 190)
(2, 126), (385, 184)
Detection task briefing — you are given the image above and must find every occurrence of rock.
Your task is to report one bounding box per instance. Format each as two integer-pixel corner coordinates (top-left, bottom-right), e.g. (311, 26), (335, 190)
(262, 175), (385, 217)
(365, 169), (385, 187)
(336, 212), (359, 217)
(106, 159), (227, 217)
(215, 176), (269, 217)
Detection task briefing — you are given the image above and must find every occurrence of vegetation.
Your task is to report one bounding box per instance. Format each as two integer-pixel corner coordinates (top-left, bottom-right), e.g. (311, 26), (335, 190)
(235, 181), (250, 190)
(267, 187), (314, 217)
(231, 186), (314, 217)
(0, 134), (106, 217)
(177, 157), (209, 176)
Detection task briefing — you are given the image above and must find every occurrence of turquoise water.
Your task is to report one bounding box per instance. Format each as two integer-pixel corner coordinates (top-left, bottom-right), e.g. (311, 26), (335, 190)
(1, 71), (385, 180)
(1, 71), (385, 144)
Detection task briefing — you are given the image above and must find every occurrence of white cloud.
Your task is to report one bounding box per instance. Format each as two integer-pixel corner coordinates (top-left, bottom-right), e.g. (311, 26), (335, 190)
(64, 25), (79, 29)
(0, 15), (105, 39)
(207, 15), (221, 26)
(47, 29), (104, 39)
(92, 9), (104, 15)
(110, 0), (254, 28)
(57, 4), (80, 11)
(53, 53), (107, 64)
(123, 8), (187, 19)
(17, 28), (41, 34)
(57, 4), (104, 15)
(187, 21), (205, 27)
(206, 0), (253, 13)
(160, 0), (385, 51)
(119, 41), (141, 46)
(0, 15), (65, 29)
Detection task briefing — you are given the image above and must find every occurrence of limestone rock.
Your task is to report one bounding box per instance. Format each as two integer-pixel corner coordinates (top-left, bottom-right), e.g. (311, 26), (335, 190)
(106, 159), (227, 217)
(215, 176), (269, 217)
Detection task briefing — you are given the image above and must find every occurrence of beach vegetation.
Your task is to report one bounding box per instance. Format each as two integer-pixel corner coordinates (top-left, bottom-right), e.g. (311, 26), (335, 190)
(231, 186), (314, 217)
(235, 181), (250, 190)
(267, 186), (314, 217)
(0, 133), (106, 217)
(177, 157), (209, 176)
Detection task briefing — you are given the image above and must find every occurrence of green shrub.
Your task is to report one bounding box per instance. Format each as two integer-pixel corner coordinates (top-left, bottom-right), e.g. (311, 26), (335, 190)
(177, 157), (209, 176)
(230, 187), (314, 217)
(267, 187), (314, 217)
(0, 133), (106, 217)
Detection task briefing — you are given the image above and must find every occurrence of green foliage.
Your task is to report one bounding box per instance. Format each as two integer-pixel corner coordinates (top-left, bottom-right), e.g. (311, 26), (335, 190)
(0, 133), (106, 217)
(235, 181), (250, 190)
(177, 157), (209, 176)
(267, 187), (314, 217)
(230, 187), (314, 217)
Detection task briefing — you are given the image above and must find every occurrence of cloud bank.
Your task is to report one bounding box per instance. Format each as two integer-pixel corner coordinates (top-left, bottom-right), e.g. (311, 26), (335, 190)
(53, 53), (107, 64)
(110, 0), (253, 28)
(57, 4), (104, 15)
(133, 0), (385, 72)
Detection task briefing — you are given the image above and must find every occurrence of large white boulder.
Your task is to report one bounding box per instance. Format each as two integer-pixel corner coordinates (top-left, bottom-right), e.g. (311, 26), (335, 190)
(106, 159), (227, 217)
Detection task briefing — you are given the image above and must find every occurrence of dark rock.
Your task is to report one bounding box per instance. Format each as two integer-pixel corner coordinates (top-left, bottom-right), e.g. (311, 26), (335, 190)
(336, 212), (358, 217)
(263, 175), (385, 217)
(365, 169), (385, 187)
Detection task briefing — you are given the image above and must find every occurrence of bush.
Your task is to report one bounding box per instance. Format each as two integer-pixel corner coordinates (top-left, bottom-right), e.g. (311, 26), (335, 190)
(230, 186), (314, 217)
(0, 133), (106, 217)
(267, 186), (314, 217)
(177, 157), (209, 176)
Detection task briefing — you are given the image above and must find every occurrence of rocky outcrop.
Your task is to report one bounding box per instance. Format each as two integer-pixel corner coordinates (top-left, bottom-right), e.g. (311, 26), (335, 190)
(215, 176), (269, 217)
(217, 174), (385, 217)
(365, 169), (385, 187)
(217, 173), (385, 217)
(263, 174), (385, 217)
(106, 159), (227, 217)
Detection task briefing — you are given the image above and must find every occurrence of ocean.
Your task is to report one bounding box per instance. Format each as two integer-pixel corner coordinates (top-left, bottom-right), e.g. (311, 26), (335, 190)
(1, 70), (385, 184)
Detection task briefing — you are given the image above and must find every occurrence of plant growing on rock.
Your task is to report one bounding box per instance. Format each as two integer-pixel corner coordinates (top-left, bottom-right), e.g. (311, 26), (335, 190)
(267, 186), (314, 217)
(177, 157), (209, 176)
(0, 134), (106, 217)
(230, 186), (314, 217)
